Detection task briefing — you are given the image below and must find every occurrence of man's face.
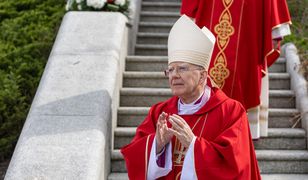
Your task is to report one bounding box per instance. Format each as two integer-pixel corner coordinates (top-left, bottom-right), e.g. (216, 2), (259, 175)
(166, 62), (206, 100)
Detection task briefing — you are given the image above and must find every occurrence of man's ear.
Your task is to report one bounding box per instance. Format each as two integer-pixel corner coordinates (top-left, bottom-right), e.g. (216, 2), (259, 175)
(200, 71), (207, 83)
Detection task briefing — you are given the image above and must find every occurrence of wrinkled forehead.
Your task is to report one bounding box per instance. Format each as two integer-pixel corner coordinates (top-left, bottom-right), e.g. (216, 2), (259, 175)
(168, 61), (198, 68)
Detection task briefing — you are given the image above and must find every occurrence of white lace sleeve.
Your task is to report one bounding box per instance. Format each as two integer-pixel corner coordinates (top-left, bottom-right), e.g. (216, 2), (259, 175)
(272, 23), (291, 39)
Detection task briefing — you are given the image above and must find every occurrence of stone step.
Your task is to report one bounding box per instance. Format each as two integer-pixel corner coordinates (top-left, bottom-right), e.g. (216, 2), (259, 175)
(119, 88), (295, 108)
(269, 90), (296, 108)
(141, 2), (181, 12)
(108, 173), (128, 180)
(114, 127), (306, 150)
(269, 58), (286, 73)
(253, 128), (306, 150)
(261, 174), (308, 180)
(140, 11), (180, 23)
(108, 173), (308, 180)
(269, 73), (290, 90)
(123, 71), (168, 88)
(269, 108), (301, 128)
(137, 32), (168, 44)
(118, 107), (300, 128)
(126, 56), (286, 73)
(126, 56), (168, 71)
(138, 22), (173, 33)
(135, 44), (167, 56)
(123, 71), (290, 90)
(111, 149), (308, 173)
(119, 87), (171, 107)
(143, 0), (181, 2)
(135, 32), (167, 45)
(117, 107), (149, 127)
(257, 150), (308, 173)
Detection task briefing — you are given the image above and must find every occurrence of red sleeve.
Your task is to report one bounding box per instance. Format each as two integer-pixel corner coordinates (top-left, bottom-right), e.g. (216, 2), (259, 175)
(265, 0), (292, 68)
(194, 100), (261, 180)
(121, 134), (154, 180)
(120, 105), (160, 180)
(180, 0), (200, 18)
(271, 0), (291, 28)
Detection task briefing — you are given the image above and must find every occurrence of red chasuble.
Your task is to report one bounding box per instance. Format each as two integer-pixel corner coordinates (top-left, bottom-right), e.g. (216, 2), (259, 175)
(180, 0), (291, 109)
(121, 88), (261, 180)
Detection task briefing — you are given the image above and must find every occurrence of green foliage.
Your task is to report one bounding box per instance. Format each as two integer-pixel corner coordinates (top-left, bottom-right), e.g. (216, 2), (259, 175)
(284, 0), (308, 79)
(0, 71), (27, 160)
(0, 0), (66, 160)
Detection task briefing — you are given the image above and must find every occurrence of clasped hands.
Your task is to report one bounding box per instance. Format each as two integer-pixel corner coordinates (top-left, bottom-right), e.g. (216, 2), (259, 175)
(156, 112), (195, 153)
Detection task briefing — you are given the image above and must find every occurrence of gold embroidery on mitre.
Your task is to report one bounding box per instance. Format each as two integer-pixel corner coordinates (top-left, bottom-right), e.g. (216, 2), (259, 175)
(210, 0), (234, 88)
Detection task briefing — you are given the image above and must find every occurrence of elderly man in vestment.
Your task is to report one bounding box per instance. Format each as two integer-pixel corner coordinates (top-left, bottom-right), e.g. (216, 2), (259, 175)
(121, 15), (261, 180)
(180, 0), (292, 139)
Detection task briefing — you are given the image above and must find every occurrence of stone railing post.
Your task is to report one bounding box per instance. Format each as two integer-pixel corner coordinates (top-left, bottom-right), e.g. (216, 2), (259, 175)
(283, 43), (308, 147)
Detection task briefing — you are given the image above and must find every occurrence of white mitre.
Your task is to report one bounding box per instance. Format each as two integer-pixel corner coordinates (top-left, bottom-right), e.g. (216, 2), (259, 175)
(168, 15), (216, 71)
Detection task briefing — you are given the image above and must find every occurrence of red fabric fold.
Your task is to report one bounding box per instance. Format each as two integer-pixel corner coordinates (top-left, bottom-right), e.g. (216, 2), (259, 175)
(181, 0), (291, 109)
(121, 88), (261, 179)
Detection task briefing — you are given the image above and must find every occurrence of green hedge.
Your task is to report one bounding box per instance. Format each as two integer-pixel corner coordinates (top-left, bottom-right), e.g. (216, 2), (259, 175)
(0, 0), (66, 160)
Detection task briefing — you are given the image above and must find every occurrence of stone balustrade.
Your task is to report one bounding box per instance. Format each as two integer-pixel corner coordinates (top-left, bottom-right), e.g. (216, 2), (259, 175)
(5, 12), (128, 180)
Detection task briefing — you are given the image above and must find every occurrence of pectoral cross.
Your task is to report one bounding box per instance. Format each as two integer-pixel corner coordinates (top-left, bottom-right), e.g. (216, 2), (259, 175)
(173, 140), (187, 164)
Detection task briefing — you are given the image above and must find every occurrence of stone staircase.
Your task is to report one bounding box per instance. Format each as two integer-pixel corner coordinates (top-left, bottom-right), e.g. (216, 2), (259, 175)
(108, 0), (308, 179)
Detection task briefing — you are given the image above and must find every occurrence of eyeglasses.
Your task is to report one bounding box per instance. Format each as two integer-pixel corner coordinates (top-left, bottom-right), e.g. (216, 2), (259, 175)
(164, 66), (204, 77)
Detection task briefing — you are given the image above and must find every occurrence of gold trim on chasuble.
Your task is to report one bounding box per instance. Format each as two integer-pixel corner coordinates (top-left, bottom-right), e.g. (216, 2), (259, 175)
(272, 21), (292, 30)
(145, 135), (151, 178)
(173, 114), (208, 179)
(210, 0), (234, 88)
